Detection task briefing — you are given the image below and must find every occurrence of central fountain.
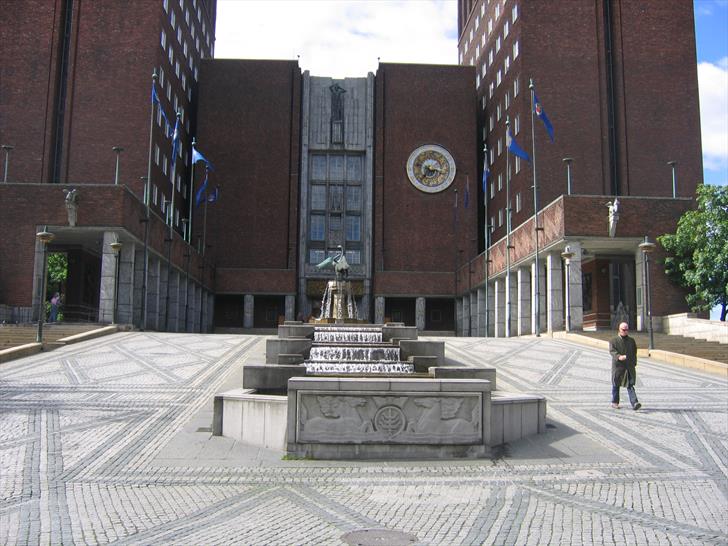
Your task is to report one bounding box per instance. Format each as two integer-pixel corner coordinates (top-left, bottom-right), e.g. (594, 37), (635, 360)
(212, 250), (546, 459)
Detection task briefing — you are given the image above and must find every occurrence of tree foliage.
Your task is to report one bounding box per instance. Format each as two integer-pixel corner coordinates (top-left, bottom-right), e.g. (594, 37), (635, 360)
(658, 185), (728, 321)
(47, 252), (68, 292)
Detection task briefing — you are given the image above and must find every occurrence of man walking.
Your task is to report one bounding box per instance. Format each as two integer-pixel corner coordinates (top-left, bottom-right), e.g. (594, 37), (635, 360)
(609, 322), (642, 410)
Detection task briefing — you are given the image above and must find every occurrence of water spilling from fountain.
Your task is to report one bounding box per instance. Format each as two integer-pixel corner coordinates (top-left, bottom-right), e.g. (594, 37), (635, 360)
(305, 325), (414, 374)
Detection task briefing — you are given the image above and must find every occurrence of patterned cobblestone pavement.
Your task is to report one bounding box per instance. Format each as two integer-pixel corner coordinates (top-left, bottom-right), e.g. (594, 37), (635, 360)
(0, 332), (726, 545)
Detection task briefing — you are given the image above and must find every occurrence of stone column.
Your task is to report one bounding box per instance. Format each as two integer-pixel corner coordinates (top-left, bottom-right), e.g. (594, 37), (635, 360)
(486, 282), (495, 337)
(494, 278), (505, 337)
(133, 247), (144, 328)
(469, 291), (478, 336)
(149, 258), (162, 331)
(117, 243), (136, 324)
(374, 296), (385, 324)
(167, 270), (179, 332)
(193, 283), (201, 332)
(531, 261), (547, 336)
(477, 287), (486, 336)
(455, 298), (463, 336)
(504, 270), (512, 337)
(517, 266), (531, 336)
(565, 242), (584, 330)
(508, 272), (518, 336)
(243, 294), (254, 328)
(285, 295), (296, 321)
(462, 295), (470, 337)
(546, 252), (564, 333)
(415, 297), (426, 332)
(185, 280), (194, 332)
(98, 232), (118, 323)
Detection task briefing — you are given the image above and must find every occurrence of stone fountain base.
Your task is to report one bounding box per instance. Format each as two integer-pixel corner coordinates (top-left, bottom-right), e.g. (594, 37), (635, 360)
(213, 322), (547, 459)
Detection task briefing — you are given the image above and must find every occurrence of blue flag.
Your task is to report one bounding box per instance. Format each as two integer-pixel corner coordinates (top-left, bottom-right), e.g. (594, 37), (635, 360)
(195, 168), (209, 207)
(507, 129), (530, 162)
(207, 186), (220, 204)
(171, 116), (181, 164)
(482, 164), (490, 195)
(191, 146), (214, 171)
(533, 92), (554, 142)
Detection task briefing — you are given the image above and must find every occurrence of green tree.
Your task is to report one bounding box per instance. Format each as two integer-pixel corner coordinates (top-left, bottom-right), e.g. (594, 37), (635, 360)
(46, 252), (68, 295)
(658, 185), (728, 321)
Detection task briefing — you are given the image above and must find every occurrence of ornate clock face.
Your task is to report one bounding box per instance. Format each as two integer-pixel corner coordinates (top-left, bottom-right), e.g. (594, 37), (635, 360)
(406, 144), (457, 193)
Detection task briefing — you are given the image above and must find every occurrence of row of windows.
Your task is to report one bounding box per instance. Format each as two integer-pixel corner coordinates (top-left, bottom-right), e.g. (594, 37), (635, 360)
(489, 191), (522, 230)
(310, 154), (362, 182)
(310, 215), (361, 243)
(460, 1), (518, 67)
(310, 184), (362, 212)
(164, 0), (213, 54)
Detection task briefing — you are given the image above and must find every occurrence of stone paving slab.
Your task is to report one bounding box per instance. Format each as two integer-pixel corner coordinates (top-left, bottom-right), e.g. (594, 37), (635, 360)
(0, 331), (726, 545)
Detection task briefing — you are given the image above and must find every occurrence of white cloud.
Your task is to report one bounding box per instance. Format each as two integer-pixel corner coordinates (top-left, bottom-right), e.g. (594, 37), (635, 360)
(214, 0), (458, 78)
(698, 58), (728, 175)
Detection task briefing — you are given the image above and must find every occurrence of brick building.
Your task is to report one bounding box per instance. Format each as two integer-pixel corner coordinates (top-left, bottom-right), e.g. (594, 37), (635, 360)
(0, 0), (702, 334)
(455, 0), (702, 336)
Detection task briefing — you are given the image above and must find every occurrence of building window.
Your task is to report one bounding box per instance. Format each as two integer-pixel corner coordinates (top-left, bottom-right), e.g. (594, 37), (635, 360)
(153, 185), (159, 205)
(495, 4), (500, 19)
(498, 209), (503, 226)
(168, 45), (173, 64)
(163, 0), (168, 12)
(516, 192), (522, 213)
(498, 173), (503, 191)
(488, 18), (493, 35)
(489, 148), (494, 165)
(489, 82), (494, 98)
(346, 186), (361, 210)
(329, 185), (344, 211)
(345, 250), (361, 265)
(346, 216), (361, 241)
(163, 155), (168, 175)
(488, 49), (494, 66)
(489, 114), (494, 131)
(515, 156), (521, 173)
(512, 4), (519, 22)
(514, 77), (520, 96)
(311, 185), (326, 210)
(489, 215), (495, 230)
(490, 179), (495, 199)
(496, 69), (502, 87)
(496, 36), (501, 53)
(504, 91), (510, 110)
(346, 155), (362, 181)
(504, 20), (509, 38)
(154, 144), (160, 165)
(476, 74), (480, 87)
(310, 215), (325, 241)
(161, 30), (166, 49)
(310, 249), (325, 265)
(504, 55), (510, 73)
(513, 40), (519, 59)
(177, 26), (182, 44)
(497, 103), (502, 121)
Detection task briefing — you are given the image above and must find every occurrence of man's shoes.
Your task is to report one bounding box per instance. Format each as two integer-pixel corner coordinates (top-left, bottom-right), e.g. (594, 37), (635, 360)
(633, 402), (642, 411)
(611, 403), (620, 409)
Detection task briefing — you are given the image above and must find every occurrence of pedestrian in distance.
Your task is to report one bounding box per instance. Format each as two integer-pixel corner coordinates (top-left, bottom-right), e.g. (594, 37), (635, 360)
(609, 321), (642, 410)
(49, 292), (60, 322)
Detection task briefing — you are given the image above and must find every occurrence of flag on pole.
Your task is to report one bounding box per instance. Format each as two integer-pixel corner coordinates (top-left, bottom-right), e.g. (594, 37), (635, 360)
(207, 185), (220, 204)
(482, 164), (490, 195)
(171, 116), (181, 163)
(191, 146), (214, 170)
(533, 91), (555, 142)
(507, 129), (530, 162)
(195, 168), (209, 207)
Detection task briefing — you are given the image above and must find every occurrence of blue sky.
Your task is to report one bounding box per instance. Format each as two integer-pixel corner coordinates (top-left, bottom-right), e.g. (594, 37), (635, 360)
(693, 0), (728, 186)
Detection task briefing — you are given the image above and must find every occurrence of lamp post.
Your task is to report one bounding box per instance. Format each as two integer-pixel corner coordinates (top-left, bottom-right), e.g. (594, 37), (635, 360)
(638, 236), (657, 350)
(181, 218), (190, 332)
(36, 229), (55, 343)
(562, 157), (574, 195)
(667, 160), (677, 198)
(110, 241), (123, 324)
(561, 247), (574, 332)
(112, 146), (124, 185)
(2, 145), (14, 183)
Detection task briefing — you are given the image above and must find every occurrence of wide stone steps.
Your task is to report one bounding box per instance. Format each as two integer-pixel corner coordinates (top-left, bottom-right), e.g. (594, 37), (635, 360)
(0, 323), (103, 349)
(578, 330), (728, 365)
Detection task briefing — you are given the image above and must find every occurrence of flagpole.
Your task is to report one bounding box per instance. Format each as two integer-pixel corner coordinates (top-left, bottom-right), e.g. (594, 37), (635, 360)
(483, 144), (490, 338)
(453, 188), (459, 335)
(202, 168), (209, 257)
(505, 117), (512, 338)
(141, 70), (158, 331)
(529, 78), (541, 336)
(188, 137), (197, 244)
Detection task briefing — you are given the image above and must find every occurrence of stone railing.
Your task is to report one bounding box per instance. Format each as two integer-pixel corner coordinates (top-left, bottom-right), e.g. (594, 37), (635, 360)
(661, 313), (727, 344)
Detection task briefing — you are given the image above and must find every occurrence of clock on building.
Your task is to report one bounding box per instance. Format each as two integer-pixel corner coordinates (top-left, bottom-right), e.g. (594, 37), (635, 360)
(405, 144), (457, 193)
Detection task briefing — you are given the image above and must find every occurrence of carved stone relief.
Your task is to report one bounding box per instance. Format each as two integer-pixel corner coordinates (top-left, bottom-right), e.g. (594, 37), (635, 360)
(297, 392), (482, 444)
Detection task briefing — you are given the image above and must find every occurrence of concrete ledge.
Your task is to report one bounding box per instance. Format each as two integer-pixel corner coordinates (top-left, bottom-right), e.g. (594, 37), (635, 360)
(430, 366), (497, 390)
(0, 342), (43, 363)
(243, 364), (306, 391)
(214, 388), (288, 450)
(277, 324), (315, 339)
(266, 338), (312, 364)
(57, 325), (119, 345)
(399, 339), (445, 365)
(491, 393), (547, 446)
(382, 324), (418, 342)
